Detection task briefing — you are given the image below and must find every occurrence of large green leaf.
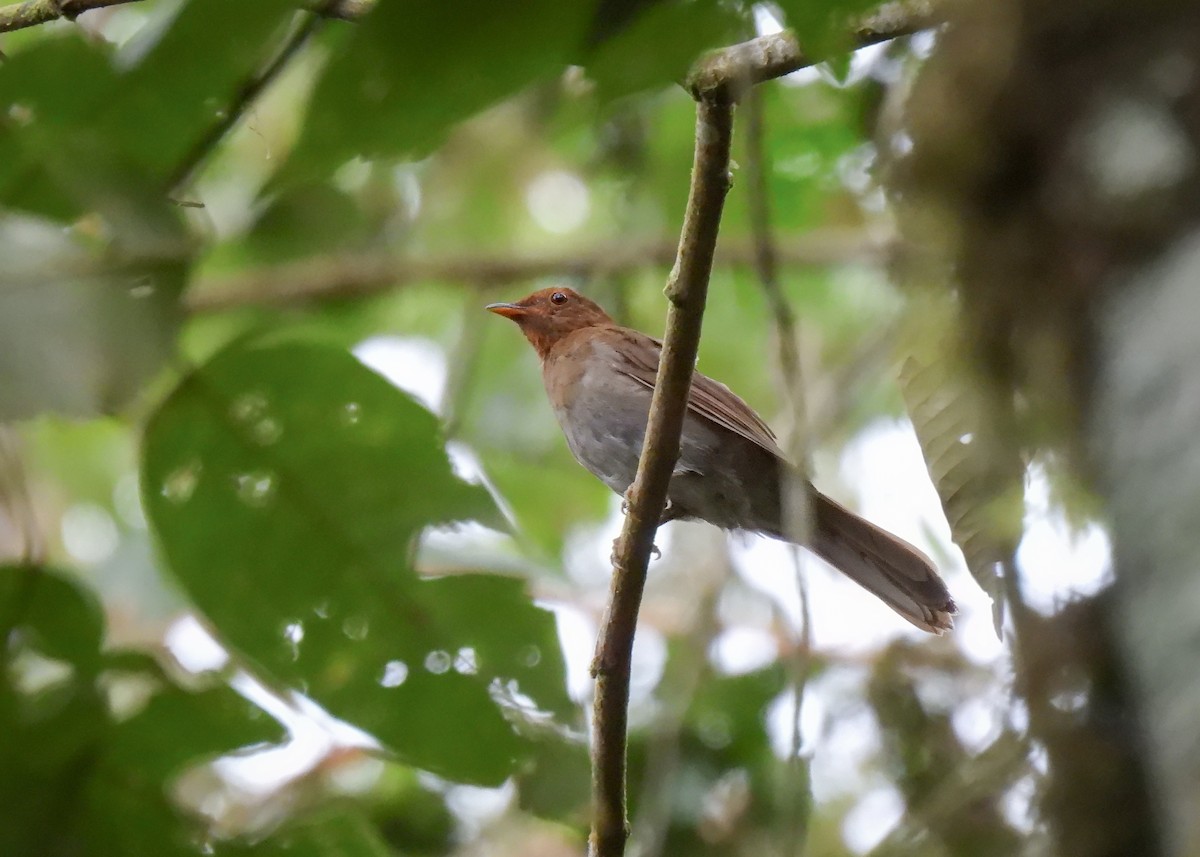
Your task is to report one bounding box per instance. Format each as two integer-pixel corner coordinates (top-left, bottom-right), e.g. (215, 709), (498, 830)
(281, 0), (594, 181)
(82, 683), (286, 857)
(0, 0), (296, 217)
(583, 0), (746, 102)
(0, 215), (188, 419)
(141, 341), (571, 785)
(0, 570), (112, 857)
(0, 567), (285, 857)
(97, 0), (298, 178)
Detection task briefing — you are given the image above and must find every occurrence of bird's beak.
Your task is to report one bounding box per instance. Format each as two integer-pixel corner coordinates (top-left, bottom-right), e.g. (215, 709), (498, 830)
(485, 302), (525, 320)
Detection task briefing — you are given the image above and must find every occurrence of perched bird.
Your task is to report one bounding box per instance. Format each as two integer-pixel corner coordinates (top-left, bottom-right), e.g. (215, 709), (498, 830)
(487, 287), (956, 633)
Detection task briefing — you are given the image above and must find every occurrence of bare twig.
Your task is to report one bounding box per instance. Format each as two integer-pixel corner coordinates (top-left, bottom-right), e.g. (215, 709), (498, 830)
(589, 95), (734, 857)
(0, 426), (42, 565)
(743, 86), (813, 857)
(167, 6), (334, 193)
(0, 0), (370, 33)
(0, 0), (137, 32)
(185, 231), (888, 313)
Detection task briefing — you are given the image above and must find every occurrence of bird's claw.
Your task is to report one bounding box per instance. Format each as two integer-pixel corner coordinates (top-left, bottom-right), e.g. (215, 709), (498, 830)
(619, 490), (677, 526)
(610, 537), (662, 566)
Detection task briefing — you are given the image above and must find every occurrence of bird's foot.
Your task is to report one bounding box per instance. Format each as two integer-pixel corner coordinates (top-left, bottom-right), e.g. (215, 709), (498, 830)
(619, 488), (678, 526)
(609, 537), (661, 566)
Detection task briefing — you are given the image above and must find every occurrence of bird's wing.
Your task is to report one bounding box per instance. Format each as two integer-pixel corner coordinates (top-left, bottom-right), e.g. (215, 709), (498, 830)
(612, 328), (787, 459)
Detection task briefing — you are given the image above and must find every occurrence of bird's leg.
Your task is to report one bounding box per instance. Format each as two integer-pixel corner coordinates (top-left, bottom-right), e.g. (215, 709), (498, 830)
(616, 487), (673, 559)
(609, 537), (661, 566)
(620, 486), (678, 525)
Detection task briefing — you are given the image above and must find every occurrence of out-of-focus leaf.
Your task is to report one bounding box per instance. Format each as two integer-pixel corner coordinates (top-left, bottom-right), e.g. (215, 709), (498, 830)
(282, 0), (594, 181)
(368, 765), (455, 854)
(141, 341), (571, 784)
(0, 38), (118, 219)
(82, 684), (286, 857)
(775, 0), (881, 63)
(0, 0), (294, 217)
(240, 183), (371, 265)
(683, 663), (787, 774)
(481, 449), (612, 558)
(0, 215), (188, 419)
(225, 810), (393, 857)
(584, 0), (746, 102)
(516, 732), (591, 822)
(897, 289), (1026, 629)
(97, 0), (297, 178)
(0, 565), (105, 673)
(0, 567), (283, 857)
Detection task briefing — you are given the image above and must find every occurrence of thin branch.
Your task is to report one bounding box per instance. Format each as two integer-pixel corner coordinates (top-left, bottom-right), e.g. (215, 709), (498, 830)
(589, 95), (734, 857)
(0, 0), (371, 33)
(438, 294), (487, 438)
(687, 0), (937, 102)
(743, 86), (813, 857)
(185, 230), (888, 313)
(167, 6), (332, 193)
(0, 426), (42, 565)
(0, 0), (136, 32)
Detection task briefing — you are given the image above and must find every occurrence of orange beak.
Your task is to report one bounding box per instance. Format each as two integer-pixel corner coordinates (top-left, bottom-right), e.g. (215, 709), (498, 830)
(485, 302), (526, 320)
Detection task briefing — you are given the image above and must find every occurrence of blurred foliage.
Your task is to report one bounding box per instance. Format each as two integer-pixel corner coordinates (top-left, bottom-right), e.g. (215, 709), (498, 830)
(0, 0), (1065, 855)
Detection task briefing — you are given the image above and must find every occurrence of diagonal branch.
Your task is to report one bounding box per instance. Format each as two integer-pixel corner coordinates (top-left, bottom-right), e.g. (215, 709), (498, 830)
(167, 5), (333, 193)
(0, 0), (371, 33)
(688, 0), (937, 101)
(588, 95), (734, 857)
(587, 8), (941, 855)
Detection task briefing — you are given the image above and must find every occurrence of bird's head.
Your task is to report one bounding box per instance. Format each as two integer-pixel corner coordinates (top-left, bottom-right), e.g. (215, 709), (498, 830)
(486, 287), (614, 359)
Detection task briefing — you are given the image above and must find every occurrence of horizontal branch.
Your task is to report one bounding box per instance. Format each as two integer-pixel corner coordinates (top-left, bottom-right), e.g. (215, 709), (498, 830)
(0, 0), (371, 33)
(688, 0), (937, 100)
(185, 230), (888, 313)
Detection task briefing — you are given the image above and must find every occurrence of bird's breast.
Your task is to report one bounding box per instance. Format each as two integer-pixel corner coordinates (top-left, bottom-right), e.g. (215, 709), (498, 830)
(544, 340), (651, 494)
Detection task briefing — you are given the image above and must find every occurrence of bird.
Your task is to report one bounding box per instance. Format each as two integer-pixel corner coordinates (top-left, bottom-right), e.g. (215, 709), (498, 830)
(486, 286), (956, 633)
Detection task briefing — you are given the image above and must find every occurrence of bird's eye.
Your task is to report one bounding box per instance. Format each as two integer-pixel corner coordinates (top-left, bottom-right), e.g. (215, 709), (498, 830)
(550, 291), (568, 305)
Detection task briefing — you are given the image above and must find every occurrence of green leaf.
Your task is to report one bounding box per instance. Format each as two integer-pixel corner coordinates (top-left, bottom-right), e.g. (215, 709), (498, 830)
(0, 565), (105, 674)
(142, 341), (571, 784)
(0, 215), (188, 419)
(0, 0), (295, 216)
(97, 0), (298, 179)
(282, 0), (594, 181)
(897, 290), (1026, 630)
(0, 568), (283, 857)
(82, 683), (286, 857)
(240, 183), (371, 265)
(584, 0), (747, 102)
(230, 810), (395, 857)
(775, 0), (881, 62)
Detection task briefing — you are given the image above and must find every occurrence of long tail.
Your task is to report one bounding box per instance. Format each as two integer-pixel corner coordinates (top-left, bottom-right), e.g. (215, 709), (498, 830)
(806, 491), (956, 634)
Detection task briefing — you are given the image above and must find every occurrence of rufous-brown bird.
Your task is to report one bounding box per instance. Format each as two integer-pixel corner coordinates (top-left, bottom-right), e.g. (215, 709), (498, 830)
(487, 287), (955, 633)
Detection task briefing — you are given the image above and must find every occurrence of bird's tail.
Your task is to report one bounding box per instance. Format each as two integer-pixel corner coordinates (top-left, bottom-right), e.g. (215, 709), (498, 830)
(804, 490), (956, 634)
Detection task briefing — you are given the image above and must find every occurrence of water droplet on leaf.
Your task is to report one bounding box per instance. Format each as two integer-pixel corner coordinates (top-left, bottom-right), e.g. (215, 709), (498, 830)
(424, 650), (452, 674)
(381, 660), (409, 688)
(454, 647), (478, 675)
(161, 461), (202, 504)
(229, 392), (269, 424)
(252, 417), (282, 445)
(234, 471), (276, 508)
(283, 621), (304, 661)
(519, 645), (542, 668)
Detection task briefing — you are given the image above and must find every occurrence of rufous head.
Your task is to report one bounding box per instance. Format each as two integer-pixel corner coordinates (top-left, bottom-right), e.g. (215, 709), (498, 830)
(486, 287), (614, 359)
